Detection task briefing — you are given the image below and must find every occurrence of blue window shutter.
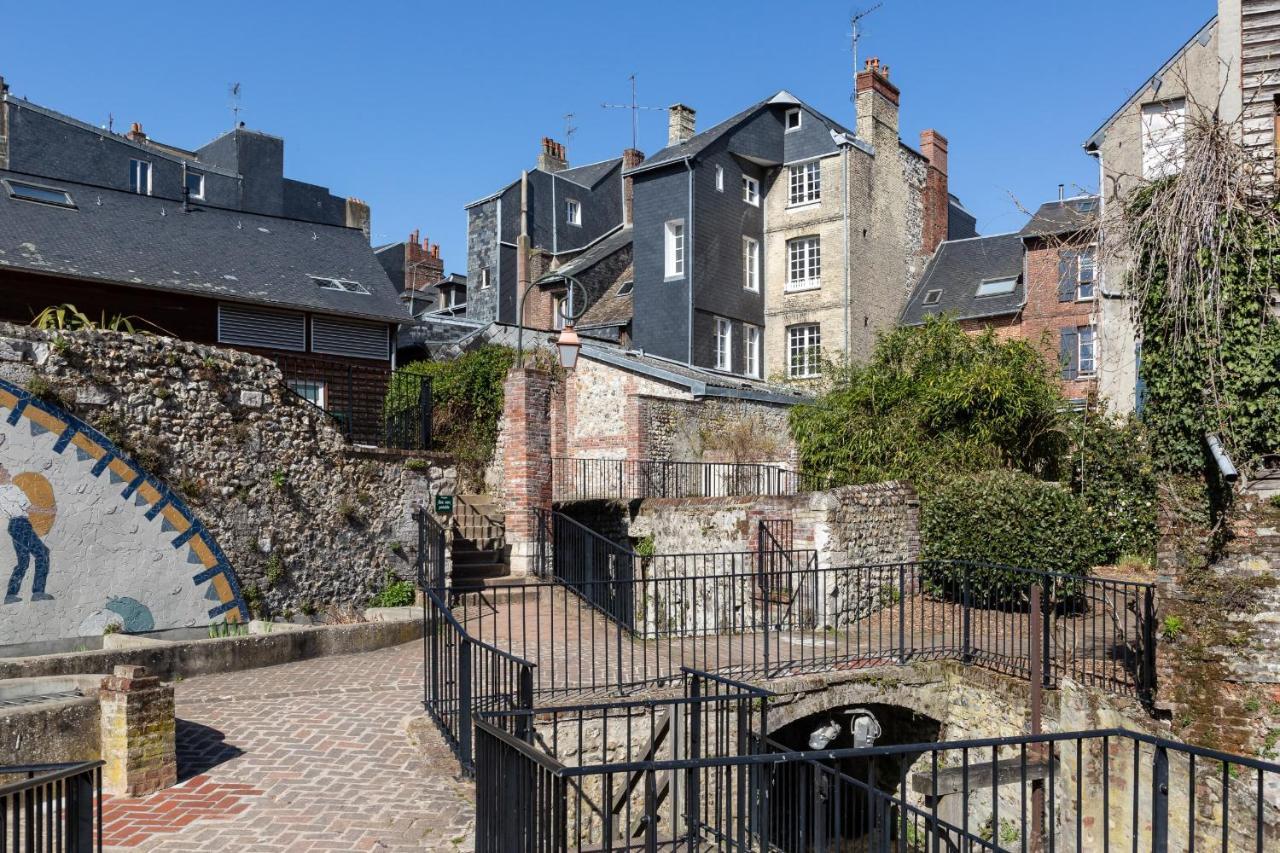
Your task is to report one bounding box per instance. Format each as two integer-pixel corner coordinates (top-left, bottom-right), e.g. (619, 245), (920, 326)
(1060, 328), (1079, 380)
(1058, 251), (1078, 302)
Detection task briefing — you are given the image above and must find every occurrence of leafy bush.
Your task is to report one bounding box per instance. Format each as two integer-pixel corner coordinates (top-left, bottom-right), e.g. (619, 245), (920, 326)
(1061, 408), (1158, 563)
(921, 470), (1103, 602)
(789, 318), (1066, 488)
(394, 346), (516, 486)
(370, 573), (416, 608)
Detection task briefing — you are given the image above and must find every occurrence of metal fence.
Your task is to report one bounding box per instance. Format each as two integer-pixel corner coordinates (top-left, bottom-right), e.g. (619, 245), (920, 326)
(475, 710), (1280, 852)
(279, 362), (433, 450)
(415, 506), (447, 590)
(1, 761), (102, 853)
(552, 458), (802, 502)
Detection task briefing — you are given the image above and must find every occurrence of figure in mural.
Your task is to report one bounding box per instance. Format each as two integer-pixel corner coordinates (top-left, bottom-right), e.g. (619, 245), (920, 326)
(1, 463), (56, 604)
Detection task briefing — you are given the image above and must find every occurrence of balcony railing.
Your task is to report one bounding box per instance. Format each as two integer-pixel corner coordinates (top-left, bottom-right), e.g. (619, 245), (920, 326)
(552, 457), (802, 502)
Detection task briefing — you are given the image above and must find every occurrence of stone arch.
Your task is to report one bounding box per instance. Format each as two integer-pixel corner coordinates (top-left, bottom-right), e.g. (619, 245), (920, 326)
(0, 377), (247, 647)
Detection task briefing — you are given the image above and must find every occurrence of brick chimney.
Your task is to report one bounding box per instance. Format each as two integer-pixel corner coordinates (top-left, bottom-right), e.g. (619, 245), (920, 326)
(406, 230), (445, 291)
(855, 58), (900, 140)
(668, 104), (696, 146)
(621, 148), (645, 226)
(126, 121), (148, 143)
(920, 130), (950, 254)
(537, 137), (568, 172)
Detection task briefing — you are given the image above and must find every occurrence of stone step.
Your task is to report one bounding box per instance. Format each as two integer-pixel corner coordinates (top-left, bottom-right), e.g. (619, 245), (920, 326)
(452, 547), (507, 565)
(451, 574), (532, 592)
(452, 562), (510, 581)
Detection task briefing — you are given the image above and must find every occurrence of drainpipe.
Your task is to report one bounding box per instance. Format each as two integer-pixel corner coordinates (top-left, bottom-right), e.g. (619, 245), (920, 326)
(685, 159), (694, 365)
(516, 171), (530, 364)
(842, 144), (851, 358)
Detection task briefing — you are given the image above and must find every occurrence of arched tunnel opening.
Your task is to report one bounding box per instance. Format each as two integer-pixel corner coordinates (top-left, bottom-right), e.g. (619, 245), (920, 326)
(763, 703), (942, 851)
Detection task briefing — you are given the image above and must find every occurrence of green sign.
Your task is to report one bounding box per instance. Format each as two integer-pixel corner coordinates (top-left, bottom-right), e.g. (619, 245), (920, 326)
(434, 494), (454, 514)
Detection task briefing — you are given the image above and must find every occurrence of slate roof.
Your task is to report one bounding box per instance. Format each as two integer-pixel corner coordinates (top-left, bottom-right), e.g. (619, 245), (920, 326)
(536, 225), (631, 284)
(901, 233), (1025, 326)
(579, 343), (809, 406)
(0, 169), (410, 323)
(1018, 196), (1099, 239)
(625, 91), (857, 176)
(555, 158), (621, 188)
(577, 276), (632, 330)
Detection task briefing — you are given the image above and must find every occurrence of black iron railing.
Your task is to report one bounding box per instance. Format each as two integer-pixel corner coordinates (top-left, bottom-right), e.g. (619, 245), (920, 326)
(381, 370), (433, 451)
(552, 457), (802, 501)
(0, 761), (103, 853)
(422, 587), (534, 775)
(475, 710), (1280, 853)
(415, 507), (447, 590)
(279, 361), (433, 450)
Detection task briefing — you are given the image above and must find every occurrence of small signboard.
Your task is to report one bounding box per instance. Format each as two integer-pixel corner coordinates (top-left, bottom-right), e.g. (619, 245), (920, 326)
(434, 494), (454, 514)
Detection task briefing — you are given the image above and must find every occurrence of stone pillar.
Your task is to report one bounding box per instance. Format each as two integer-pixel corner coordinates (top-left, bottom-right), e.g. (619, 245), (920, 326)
(99, 665), (177, 797)
(502, 368), (555, 576)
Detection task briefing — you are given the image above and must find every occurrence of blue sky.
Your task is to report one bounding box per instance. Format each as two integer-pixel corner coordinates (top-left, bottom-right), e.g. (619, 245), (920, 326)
(4, 0), (1213, 270)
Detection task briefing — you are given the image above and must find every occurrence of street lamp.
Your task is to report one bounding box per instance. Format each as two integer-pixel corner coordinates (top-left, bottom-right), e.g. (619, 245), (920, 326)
(516, 273), (588, 369)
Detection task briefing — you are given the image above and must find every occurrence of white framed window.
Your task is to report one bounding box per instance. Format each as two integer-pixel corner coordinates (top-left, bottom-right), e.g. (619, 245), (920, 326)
(715, 165), (724, 192)
(129, 159), (152, 195)
(786, 236), (821, 290)
(664, 220), (685, 278)
(1077, 246), (1097, 300)
(286, 378), (326, 408)
(742, 175), (760, 206)
(785, 108), (802, 132)
(480, 267), (492, 289)
(714, 317), (733, 371)
(185, 170), (205, 200)
(975, 277), (1017, 297)
(788, 161), (821, 206)
(1078, 326), (1097, 376)
(565, 199), (581, 226)
(788, 324), (821, 378)
(552, 293), (567, 330)
(1141, 98), (1186, 179)
(742, 237), (759, 292)
(311, 276), (371, 295)
(744, 324), (761, 378)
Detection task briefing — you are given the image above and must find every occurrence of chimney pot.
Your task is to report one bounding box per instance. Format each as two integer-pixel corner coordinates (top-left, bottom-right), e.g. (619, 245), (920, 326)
(1058, 183), (1065, 201)
(537, 137), (568, 172)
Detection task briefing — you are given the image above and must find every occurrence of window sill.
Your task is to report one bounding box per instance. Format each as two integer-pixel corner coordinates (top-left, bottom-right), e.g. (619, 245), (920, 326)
(786, 201), (821, 211)
(744, 200), (760, 208)
(785, 283), (821, 293)
(664, 274), (686, 283)
(743, 286), (760, 294)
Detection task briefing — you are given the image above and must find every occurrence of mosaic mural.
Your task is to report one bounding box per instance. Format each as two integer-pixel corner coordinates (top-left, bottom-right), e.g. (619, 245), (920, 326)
(0, 377), (247, 646)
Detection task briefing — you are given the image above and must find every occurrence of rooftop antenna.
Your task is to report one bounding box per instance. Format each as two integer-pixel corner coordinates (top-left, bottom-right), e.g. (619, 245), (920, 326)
(602, 73), (665, 151)
(228, 83), (244, 127)
(563, 112), (577, 156)
(850, 4), (884, 108)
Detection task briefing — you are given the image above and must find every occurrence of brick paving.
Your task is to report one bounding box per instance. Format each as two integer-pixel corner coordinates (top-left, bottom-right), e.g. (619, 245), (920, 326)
(106, 641), (475, 852)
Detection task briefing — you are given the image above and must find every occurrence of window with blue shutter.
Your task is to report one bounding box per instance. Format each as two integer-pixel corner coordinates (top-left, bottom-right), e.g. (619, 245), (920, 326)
(1058, 251), (1079, 302)
(1060, 327), (1079, 380)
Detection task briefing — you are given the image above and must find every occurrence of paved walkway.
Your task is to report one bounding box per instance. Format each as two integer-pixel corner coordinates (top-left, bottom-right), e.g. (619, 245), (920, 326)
(104, 641), (475, 852)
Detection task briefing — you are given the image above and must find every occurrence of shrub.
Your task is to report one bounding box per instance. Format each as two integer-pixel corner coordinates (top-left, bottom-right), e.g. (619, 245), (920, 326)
(789, 318), (1066, 489)
(394, 346), (516, 486)
(370, 573), (416, 608)
(1061, 408), (1158, 563)
(921, 470), (1103, 603)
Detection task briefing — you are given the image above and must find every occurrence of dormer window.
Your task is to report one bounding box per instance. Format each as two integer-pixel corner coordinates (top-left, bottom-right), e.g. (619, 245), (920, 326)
(565, 199), (581, 226)
(311, 276), (370, 295)
(185, 170), (205, 200)
(129, 159), (152, 195)
(922, 289), (943, 306)
(3, 178), (75, 209)
(785, 108), (802, 131)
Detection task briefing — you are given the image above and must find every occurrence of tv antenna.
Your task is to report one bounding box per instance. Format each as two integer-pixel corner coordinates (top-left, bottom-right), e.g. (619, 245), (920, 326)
(602, 73), (665, 151)
(849, 4), (884, 106)
(564, 112), (577, 153)
(228, 83), (245, 126)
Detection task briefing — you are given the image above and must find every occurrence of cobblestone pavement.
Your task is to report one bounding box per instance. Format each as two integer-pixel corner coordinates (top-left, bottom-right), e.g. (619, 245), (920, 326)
(106, 641), (475, 852)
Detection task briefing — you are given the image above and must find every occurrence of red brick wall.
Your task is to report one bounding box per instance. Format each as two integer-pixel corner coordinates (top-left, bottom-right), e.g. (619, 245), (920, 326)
(919, 130), (949, 255)
(1021, 238), (1097, 400)
(502, 368), (555, 571)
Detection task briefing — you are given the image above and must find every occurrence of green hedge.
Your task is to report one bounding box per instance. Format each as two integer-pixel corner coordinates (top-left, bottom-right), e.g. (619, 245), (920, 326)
(921, 469), (1103, 603)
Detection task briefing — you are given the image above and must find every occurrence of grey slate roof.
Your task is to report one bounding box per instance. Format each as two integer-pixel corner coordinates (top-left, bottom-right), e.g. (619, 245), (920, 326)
(1018, 197), (1099, 239)
(901, 233), (1025, 326)
(555, 158), (621, 188)
(536, 225), (631, 283)
(577, 276), (632, 330)
(580, 343), (808, 406)
(626, 91), (856, 175)
(0, 169), (410, 323)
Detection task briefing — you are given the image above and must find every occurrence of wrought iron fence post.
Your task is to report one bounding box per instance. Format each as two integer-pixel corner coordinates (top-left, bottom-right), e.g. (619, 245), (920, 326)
(759, 522), (771, 678)
(459, 640), (473, 773)
(70, 766), (95, 853)
(897, 568), (907, 664)
(962, 571), (973, 665)
(686, 676), (702, 848)
(1151, 743), (1169, 852)
(516, 666), (534, 743)
(1142, 586), (1157, 704)
(1042, 581), (1053, 689)
(418, 376), (432, 450)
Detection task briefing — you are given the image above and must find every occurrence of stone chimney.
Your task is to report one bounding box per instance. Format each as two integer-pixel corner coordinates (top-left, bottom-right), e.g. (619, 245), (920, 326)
(345, 197), (371, 239)
(919, 130), (950, 254)
(406, 229), (445, 291)
(537, 137), (568, 172)
(668, 104), (696, 146)
(126, 121), (148, 143)
(621, 147), (645, 226)
(0, 77), (9, 170)
(856, 58), (900, 141)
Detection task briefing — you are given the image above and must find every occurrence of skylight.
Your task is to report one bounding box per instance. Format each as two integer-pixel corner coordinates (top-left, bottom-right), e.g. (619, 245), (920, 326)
(922, 289), (943, 306)
(311, 276), (370, 295)
(4, 179), (75, 209)
(1074, 199), (1097, 213)
(975, 277), (1017, 297)
(617, 280), (634, 296)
